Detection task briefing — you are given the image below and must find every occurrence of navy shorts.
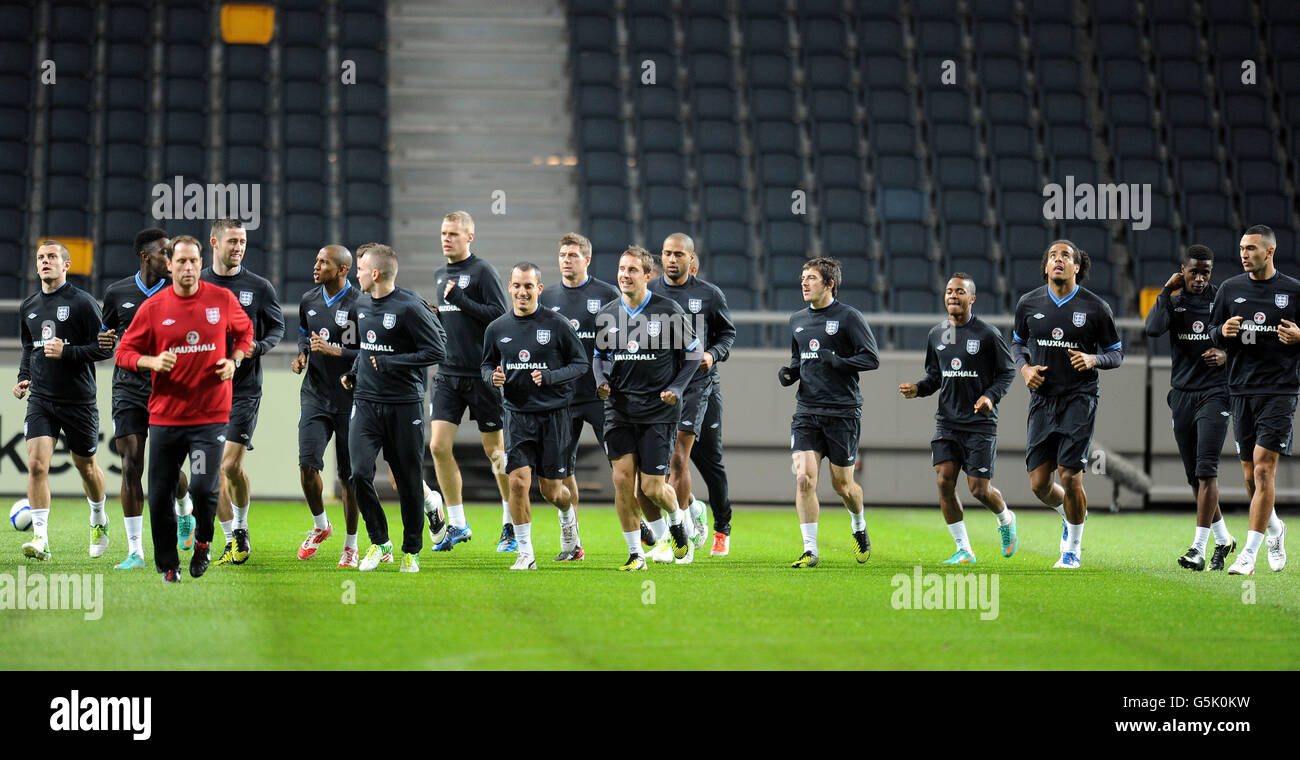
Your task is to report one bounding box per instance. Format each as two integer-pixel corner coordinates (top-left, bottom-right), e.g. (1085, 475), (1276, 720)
(931, 426), (997, 478)
(565, 400), (607, 474)
(505, 407), (571, 480)
(25, 396), (99, 457)
(677, 375), (713, 436)
(1025, 393), (1096, 472)
(791, 412), (860, 468)
(1169, 387), (1230, 484)
(429, 373), (503, 432)
(604, 419), (676, 476)
(224, 395), (260, 450)
(111, 393), (150, 440)
(299, 401), (352, 480)
(1231, 394), (1296, 460)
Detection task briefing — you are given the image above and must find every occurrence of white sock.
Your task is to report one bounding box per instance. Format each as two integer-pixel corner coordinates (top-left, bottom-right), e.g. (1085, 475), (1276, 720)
(423, 487), (438, 513)
(623, 530), (642, 555)
(125, 515), (144, 556)
(850, 509), (866, 532)
(1267, 509), (1284, 537)
(1065, 520), (1084, 555)
(174, 493), (193, 517)
(313, 511), (329, 531)
(1210, 518), (1232, 545)
(995, 508), (1014, 527)
(1051, 504), (1066, 519)
(514, 521), (532, 555)
(947, 520), (970, 551)
(1193, 526), (1210, 553)
(688, 499), (704, 519)
(558, 506), (574, 525)
(683, 508), (697, 538)
(220, 519), (234, 543)
(345, 533), (357, 550)
(447, 504), (466, 529)
(647, 517), (666, 541)
(800, 522), (818, 554)
(233, 504), (249, 530)
(31, 508), (49, 541)
(88, 497), (106, 525)
(502, 500), (510, 524)
(1243, 530), (1265, 559)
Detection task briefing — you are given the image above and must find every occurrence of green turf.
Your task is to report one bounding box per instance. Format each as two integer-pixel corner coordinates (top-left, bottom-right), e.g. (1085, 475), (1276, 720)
(1, 501), (1297, 670)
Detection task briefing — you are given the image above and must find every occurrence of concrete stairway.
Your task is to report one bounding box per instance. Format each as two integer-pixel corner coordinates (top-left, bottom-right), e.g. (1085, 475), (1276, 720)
(386, 0), (579, 294)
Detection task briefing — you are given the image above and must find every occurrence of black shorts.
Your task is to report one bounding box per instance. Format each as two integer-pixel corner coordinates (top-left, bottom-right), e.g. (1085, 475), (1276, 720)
(1231, 394), (1297, 460)
(429, 373), (503, 433)
(931, 426), (997, 478)
(677, 375), (713, 436)
(1025, 392), (1096, 472)
(790, 412), (860, 468)
(1169, 387), (1230, 484)
(299, 402), (352, 480)
(223, 395), (260, 450)
(604, 419), (676, 476)
(504, 407), (571, 480)
(565, 400), (607, 474)
(111, 393), (150, 440)
(25, 396), (99, 457)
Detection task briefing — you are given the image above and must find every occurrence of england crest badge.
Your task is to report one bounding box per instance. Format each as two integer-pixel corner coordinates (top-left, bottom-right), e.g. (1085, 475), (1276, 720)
(1277, 294), (1289, 308)
(56, 306), (69, 322)
(587, 299), (601, 314)
(335, 310), (349, 326)
(825, 320), (839, 335)
(383, 313), (396, 329)
(458, 274), (471, 289)
(966, 339), (980, 354)
(646, 320), (662, 337)
(536, 329), (551, 345)
(688, 298), (702, 313)
(206, 307), (220, 324)
(239, 291), (253, 307)
(1072, 311), (1086, 327)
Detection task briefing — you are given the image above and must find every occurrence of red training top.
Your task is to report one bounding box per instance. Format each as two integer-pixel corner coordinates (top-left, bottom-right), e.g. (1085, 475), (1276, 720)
(115, 280), (255, 426)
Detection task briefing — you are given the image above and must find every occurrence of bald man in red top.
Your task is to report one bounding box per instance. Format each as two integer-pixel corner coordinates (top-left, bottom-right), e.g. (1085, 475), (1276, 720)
(116, 236), (254, 582)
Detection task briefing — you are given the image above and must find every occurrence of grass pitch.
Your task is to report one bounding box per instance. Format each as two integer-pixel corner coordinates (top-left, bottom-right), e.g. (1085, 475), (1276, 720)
(1, 501), (1297, 670)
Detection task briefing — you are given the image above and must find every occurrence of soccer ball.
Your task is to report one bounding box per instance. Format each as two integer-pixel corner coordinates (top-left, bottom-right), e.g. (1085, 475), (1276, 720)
(10, 499), (31, 531)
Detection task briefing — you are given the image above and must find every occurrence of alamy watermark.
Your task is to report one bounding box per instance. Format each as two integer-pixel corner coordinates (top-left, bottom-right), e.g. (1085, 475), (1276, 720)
(1043, 176), (1151, 231)
(0, 567), (103, 620)
(49, 690), (151, 741)
(890, 566), (999, 621)
(151, 176), (261, 231)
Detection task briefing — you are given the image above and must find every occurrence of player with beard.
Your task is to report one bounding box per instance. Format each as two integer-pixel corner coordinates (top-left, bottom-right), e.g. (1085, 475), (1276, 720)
(98, 229), (194, 569)
(1144, 245), (1237, 570)
(1011, 240), (1123, 569)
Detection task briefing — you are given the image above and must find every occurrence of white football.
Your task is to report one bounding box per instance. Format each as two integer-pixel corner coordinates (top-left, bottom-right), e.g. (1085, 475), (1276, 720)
(10, 498), (31, 531)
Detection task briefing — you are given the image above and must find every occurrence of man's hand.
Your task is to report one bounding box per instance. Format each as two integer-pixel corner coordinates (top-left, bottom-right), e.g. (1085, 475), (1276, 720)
(369, 356), (381, 371)
(214, 358), (236, 381)
(701, 352), (715, 371)
(660, 389), (678, 406)
(444, 280), (456, 299)
(531, 369), (545, 386)
(899, 382), (919, 399)
(97, 328), (117, 351)
(309, 333), (341, 356)
(974, 395), (994, 415)
(1163, 271), (1185, 292)
(143, 351), (177, 373)
(246, 341), (258, 358)
(597, 383), (610, 400)
(1280, 319), (1300, 345)
(291, 353), (307, 374)
(341, 374), (355, 391)
(1222, 315), (1243, 338)
(492, 365), (506, 387)
(12, 380), (29, 399)
(1201, 347), (1226, 367)
(1021, 364), (1047, 390)
(1067, 349), (1098, 372)
(42, 337), (64, 359)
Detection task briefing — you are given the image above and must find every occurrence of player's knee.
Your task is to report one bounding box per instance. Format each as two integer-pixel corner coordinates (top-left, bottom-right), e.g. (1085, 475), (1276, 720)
(935, 472), (958, 493)
(1059, 469), (1083, 490)
(27, 456), (49, 479)
(795, 471), (816, 493)
(831, 476), (855, 498)
(969, 480), (991, 501)
(539, 480), (564, 503)
(298, 464), (318, 485)
(430, 437), (453, 458)
(507, 469), (530, 493)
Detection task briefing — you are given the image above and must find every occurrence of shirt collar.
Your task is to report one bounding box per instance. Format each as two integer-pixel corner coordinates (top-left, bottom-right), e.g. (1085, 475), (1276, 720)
(1048, 284), (1079, 307)
(135, 272), (165, 297)
(322, 280), (351, 307)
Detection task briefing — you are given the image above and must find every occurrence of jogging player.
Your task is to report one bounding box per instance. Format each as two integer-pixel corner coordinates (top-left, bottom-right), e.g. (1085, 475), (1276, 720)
(1209, 225), (1292, 575)
(344, 245), (447, 573)
(114, 235), (254, 582)
(899, 273), (1017, 564)
(428, 211), (514, 551)
(778, 257), (879, 568)
(290, 245), (363, 567)
(13, 240), (114, 561)
(538, 232), (618, 560)
(98, 228), (194, 570)
(1011, 240), (1123, 569)
(594, 246), (703, 571)
(482, 263), (588, 569)
(1144, 245), (1237, 570)
(644, 233), (735, 562)
(201, 218), (284, 565)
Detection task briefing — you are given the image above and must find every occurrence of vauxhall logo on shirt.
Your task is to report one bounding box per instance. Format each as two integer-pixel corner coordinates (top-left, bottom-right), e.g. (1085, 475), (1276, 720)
(1177, 320), (1211, 341)
(168, 328), (215, 355)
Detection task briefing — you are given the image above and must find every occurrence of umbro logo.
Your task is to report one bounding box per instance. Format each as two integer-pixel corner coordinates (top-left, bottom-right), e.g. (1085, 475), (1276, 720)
(979, 467), (989, 473)
(656, 464), (667, 470)
(162, 319), (176, 325)
(1033, 313), (1045, 319)
(1174, 307), (1186, 312)
(122, 302), (134, 309)
(26, 312), (35, 319)
(500, 336), (512, 343)
(1221, 411), (1230, 417)
(682, 421), (693, 427)
(795, 326), (804, 332)
(308, 309), (317, 316)
(936, 344), (946, 350)
(1234, 298), (1246, 303)
(412, 419), (421, 425)
(358, 312), (366, 318)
